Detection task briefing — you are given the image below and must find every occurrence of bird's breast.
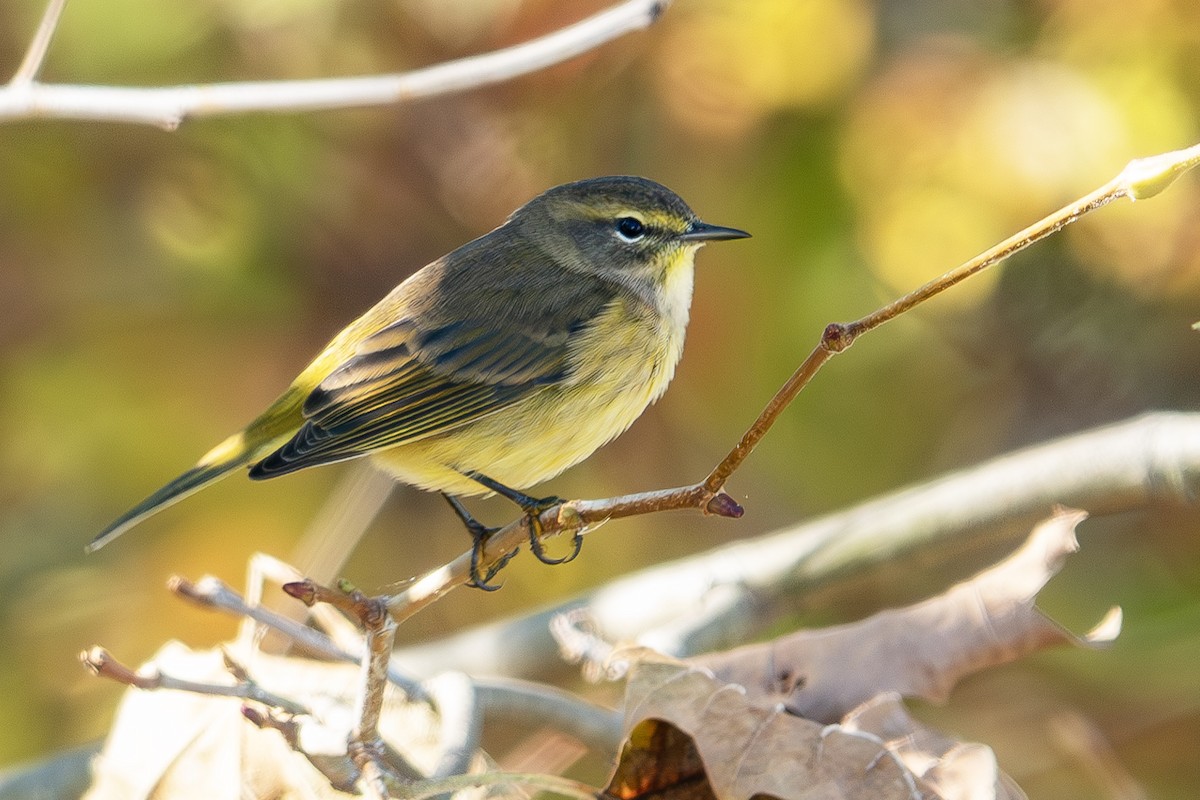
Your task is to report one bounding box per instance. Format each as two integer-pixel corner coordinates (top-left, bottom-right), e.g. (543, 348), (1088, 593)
(371, 257), (696, 494)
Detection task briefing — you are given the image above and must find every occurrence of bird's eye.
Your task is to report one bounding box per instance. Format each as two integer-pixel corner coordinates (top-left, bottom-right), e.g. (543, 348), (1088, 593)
(615, 216), (646, 241)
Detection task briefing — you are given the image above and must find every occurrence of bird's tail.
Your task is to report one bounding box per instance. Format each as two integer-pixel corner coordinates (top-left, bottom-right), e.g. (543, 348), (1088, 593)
(87, 431), (261, 552)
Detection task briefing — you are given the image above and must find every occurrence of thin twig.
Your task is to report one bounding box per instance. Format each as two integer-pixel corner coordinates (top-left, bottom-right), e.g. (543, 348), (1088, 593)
(242, 553), (368, 657)
(283, 581), (402, 797)
(175, 569), (624, 763)
(173, 575), (356, 663)
(0, 0), (670, 128)
(241, 705), (301, 749)
(352, 592), (397, 753)
(353, 743), (391, 800)
(80, 645), (309, 715)
(699, 142), (1200, 493)
(11, 0), (68, 85)
(171, 574), (429, 702)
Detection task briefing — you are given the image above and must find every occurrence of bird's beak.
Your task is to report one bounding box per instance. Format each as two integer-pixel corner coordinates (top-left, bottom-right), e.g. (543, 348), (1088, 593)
(680, 220), (752, 242)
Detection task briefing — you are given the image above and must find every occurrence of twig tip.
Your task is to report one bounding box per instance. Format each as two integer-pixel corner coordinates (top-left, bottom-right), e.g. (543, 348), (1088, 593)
(79, 645), (108, 675)
(706, 492), (745, 518)
(282, 580), (317, 605)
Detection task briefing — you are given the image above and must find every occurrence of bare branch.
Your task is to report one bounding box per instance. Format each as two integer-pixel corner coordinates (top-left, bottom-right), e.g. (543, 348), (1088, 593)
(281, 579), (402, 796)
(0, 0), (670, 128)
(171, 573), (430, 702)
(473, 676), (623, 755)
(171, 569), (627, 759)
(80, 645), (309, 715)
(172, 574), (355, 663)
(699, 142), (1200, 494)
(349, 593), (398, 796)
(11, 0), (68, 85)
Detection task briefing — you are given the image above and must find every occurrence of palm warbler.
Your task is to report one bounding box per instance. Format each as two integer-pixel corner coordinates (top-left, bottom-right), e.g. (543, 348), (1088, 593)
(89, 176), (749, 577)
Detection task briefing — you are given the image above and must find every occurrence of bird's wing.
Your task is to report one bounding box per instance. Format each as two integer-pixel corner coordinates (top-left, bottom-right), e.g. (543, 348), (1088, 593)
(248, 314), (588, 478)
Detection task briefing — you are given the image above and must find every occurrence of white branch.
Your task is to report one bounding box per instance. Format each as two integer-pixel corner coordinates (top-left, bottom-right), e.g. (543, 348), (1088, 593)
(0, 0), (669, 129)
(11, 0), (68, 85)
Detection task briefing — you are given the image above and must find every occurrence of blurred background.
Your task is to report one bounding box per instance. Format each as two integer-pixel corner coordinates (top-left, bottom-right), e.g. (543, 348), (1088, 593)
(2, 0), (1199, 796)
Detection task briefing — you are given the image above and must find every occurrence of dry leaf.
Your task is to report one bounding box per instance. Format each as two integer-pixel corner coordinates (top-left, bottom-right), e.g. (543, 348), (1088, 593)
(694, 508), (1120, 722)
(606, 717), (716, 800)
(84, 644), (349, 800)
(83, 642), (468, 800)
(842, 694), (1027, 800)
(602, 510), (1118, 800)
(609, 652), (926, 800)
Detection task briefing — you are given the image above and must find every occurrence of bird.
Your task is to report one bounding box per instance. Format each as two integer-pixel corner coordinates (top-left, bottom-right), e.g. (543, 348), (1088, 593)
(89, 176), (750, 586)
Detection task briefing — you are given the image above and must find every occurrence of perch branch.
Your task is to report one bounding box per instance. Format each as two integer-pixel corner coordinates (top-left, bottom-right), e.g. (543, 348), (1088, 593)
(0, 0), (670, 128)
(699, 141), (1200, 492)
(391, 407), (1200, 677)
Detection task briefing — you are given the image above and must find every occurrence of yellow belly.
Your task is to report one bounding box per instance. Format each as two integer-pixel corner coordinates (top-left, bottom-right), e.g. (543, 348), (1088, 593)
(370, 291), (687, 496)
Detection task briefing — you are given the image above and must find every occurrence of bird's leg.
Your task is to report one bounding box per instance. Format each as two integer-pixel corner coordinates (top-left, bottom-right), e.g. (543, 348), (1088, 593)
(441, 494), (514, 591)
(461, 471), (583, 567)
(462, 471), (563, 513)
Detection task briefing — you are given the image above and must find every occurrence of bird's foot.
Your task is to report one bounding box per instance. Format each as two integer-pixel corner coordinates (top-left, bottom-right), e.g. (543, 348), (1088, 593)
(443, 493), (516, 591)
(461, 472), (584, 569)
(523, 497), (582, 566)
